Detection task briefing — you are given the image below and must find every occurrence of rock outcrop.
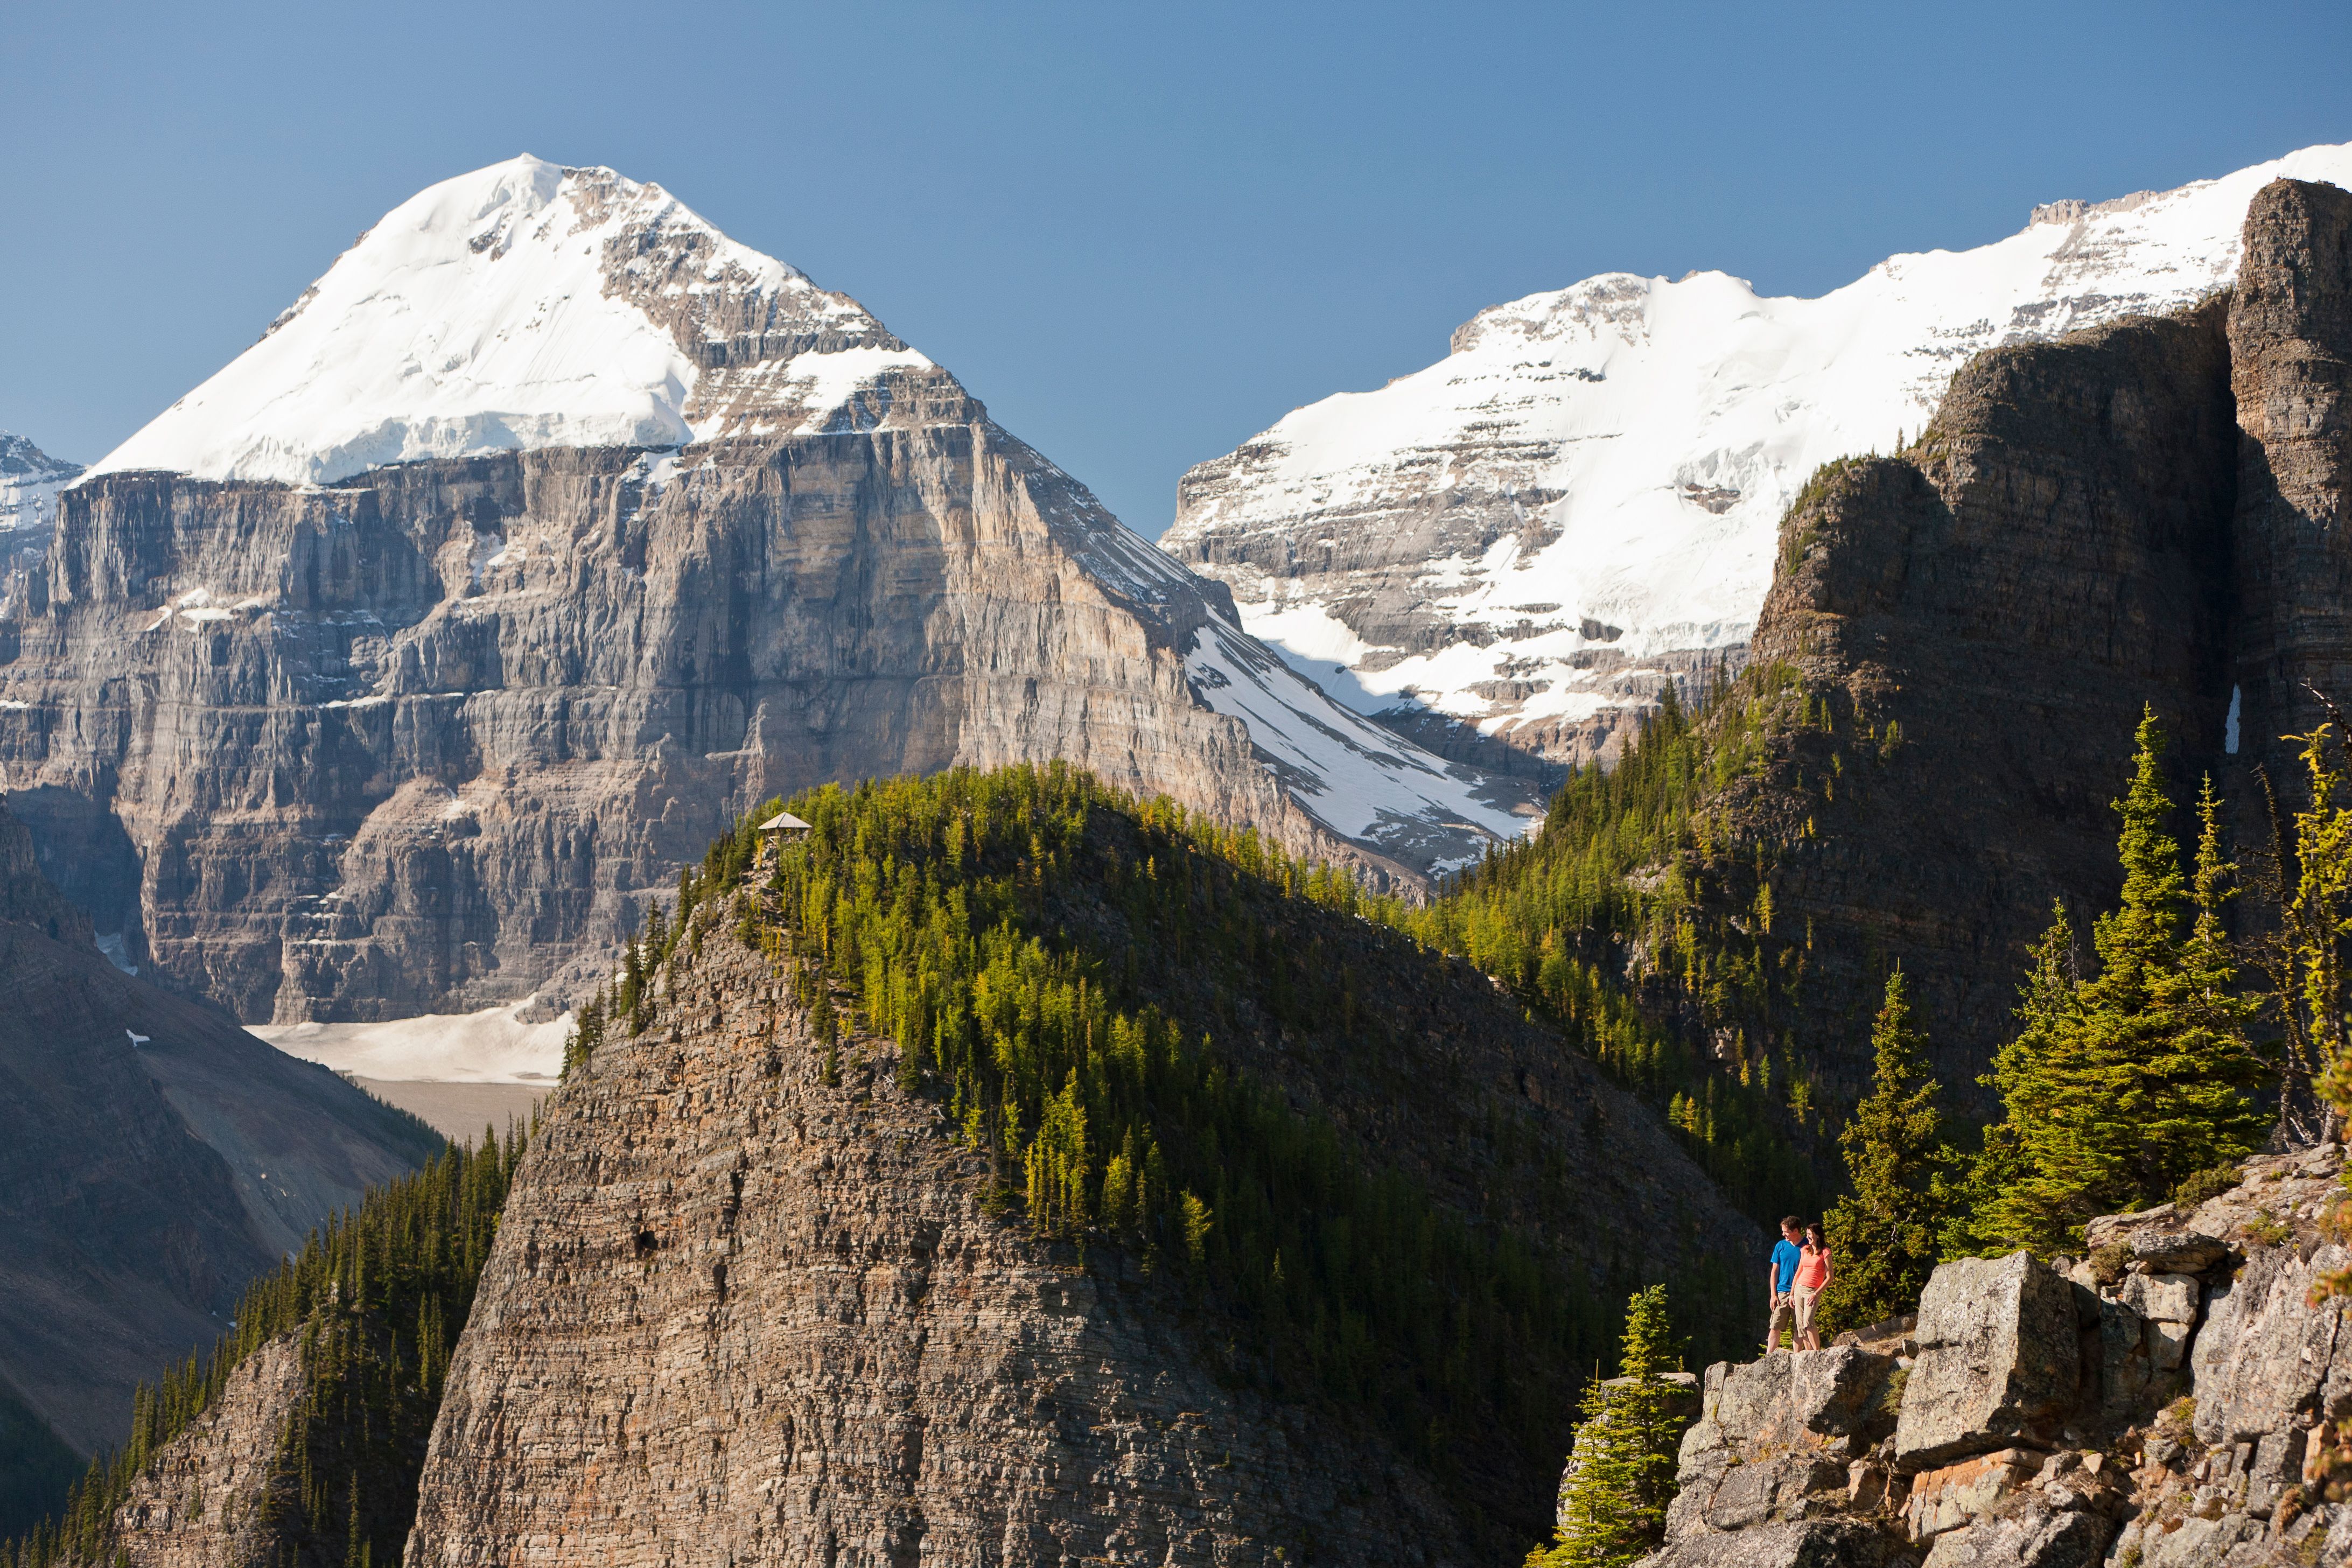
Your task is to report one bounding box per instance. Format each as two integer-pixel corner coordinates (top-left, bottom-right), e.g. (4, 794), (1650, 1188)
(1894, 1255), (2082, 1468)
(99, 1336), (307, 1568)
(1636, 1145), (2352, 1567)
(0, 158), (1532, 1027)
(389, 863), (1762, 1566)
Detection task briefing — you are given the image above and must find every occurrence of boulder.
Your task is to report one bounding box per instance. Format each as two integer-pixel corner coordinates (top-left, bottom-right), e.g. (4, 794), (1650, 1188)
(1665, 1352), (1898, 1542)
(2096, 1296), (2154, 1427)
(2120, 1271), (2202, 1373)
(1700, 1454), (1851, 1531)
(1686, 1348), (1902, 1464)
(1915, 1502), (2110, 1568)
(2106, 1510), (2260, 1567)
(1786, 1346), (1906, 1456)
(2127, 1230), (2231, 1275)
(2084, 1203), (2178, 1253)
(1895, 1254), (2081, 1467)
(1641, 1518), (1915, 1567)
(1831, 1313), (1919, 1350)
(1905, 1448), (2047, 1541)
(2190, 1240), (2352, 1447)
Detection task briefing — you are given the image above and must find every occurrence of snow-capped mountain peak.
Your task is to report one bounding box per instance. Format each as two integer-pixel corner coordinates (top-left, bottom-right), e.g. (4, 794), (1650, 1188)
(66, 156), (1535, 872)
(90, 155), (933, 486)
(1164, 140), (2352, 769)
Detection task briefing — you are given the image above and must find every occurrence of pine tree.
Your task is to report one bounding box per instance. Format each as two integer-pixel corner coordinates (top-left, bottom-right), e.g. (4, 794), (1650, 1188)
(1531, 1286), (1684, 1568)
(1964, 712), (2267, 1255)
(1818, 971), (1948, 1329)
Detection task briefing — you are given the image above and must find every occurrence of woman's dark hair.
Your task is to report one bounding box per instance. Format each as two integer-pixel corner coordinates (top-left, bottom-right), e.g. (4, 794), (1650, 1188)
(1804, 1221), (1826, 1246)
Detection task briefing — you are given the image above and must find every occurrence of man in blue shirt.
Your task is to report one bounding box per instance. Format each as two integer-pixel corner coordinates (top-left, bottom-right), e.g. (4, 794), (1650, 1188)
(1768, 1216), (1805, 1353)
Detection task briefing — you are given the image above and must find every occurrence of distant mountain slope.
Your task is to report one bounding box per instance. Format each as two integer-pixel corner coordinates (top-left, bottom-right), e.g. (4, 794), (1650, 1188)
(1405, 178), (2352, 1161)
(1163, 141), (2352, 769)
(0, 806), (440, 1464)
(4, 156), (1531, 1028)
(0, 435), (80, 598)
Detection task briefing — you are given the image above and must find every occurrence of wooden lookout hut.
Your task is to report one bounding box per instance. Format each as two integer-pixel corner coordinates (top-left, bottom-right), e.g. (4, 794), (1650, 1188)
(756, 810), (813, 862)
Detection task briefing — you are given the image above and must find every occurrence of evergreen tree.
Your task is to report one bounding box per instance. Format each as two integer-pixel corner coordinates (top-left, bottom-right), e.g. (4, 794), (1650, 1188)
(1818, 971), (1949, 1329)
(1531, 1286), (1685, 1568)
(1964, 712), (2267, 1255)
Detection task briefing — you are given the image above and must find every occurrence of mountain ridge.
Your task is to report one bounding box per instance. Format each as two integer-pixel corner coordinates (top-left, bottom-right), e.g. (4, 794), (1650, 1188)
(0, 158), (1537, 1029)
(1163, 139), (2352, 772)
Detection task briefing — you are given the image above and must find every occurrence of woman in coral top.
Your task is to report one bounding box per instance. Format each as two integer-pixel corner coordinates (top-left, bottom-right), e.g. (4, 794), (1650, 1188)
(1792, 1221), (1833, 1350)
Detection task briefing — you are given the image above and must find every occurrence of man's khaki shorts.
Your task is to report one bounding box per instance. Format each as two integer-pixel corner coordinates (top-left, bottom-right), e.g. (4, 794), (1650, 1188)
(1768, 1290), (1796, 1348)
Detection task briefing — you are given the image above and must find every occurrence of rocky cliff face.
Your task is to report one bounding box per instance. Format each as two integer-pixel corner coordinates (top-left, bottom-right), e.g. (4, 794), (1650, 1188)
(1724, 297), (2237, 1100)
(0, 158), (1532, 1027)
(98, 1336), (306, 1568)
(395, 876), (1760, 1566)
(1161, 144), (2352, 775)
(2229, 177), (2352, 754)
(1635, 178), (2352, 1108)
(1636, 1145), (2352, 1567)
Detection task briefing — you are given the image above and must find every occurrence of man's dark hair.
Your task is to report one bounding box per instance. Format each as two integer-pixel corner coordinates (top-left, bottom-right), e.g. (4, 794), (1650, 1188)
(1781, 1215), (1803, 1233)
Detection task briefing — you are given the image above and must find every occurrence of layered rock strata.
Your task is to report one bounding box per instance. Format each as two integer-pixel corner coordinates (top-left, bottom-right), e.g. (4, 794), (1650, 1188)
(394, 901), (1760, 1566)
(100, 1336), (307, 1568)
(0, 159), (1532, 1026)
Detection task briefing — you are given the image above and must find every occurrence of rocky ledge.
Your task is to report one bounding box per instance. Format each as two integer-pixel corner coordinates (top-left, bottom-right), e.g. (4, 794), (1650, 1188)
(1636, 1144), (2352, 1566)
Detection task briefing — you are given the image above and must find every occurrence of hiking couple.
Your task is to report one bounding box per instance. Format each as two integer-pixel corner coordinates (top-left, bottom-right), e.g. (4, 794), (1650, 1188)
(1766, 1215), (1832, 1352)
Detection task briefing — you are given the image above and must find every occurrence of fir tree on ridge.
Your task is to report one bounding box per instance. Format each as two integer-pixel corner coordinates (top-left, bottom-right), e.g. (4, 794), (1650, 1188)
(1961, 710), (2267, 1256)
(1531, 1285), (1686, 1568)
(1818, 969), (1950, 1331)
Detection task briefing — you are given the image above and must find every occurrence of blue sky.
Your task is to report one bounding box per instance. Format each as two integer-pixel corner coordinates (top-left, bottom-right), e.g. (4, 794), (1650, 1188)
(6, 2), (2350, 535)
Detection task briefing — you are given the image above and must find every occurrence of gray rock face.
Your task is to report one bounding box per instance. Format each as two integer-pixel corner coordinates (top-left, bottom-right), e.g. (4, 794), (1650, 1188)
(1895, 1255), (2081, 1468)
(2228, 176), (2352, 757)
(403, 923), (1579, 1566)
(103, 1334), (306, 1568)
(1657, 1349), (1904, 1560)
(1, 421), (1524, 1023)
(2128, 1230), (2231, 1273)
(2190, 1238), (2352, 1449)
(1914, 1502), (2108, 1568)
(0, 164), (1532, 1026)
(1643, 1518), (1913, 1567)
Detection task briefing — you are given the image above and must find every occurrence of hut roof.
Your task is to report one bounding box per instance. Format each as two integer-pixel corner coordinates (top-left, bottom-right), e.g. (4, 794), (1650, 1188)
(757, 810), (813, 833)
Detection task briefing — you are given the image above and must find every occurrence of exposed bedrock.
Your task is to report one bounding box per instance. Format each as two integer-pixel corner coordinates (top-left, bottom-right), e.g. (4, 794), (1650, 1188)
(0, 409), (1358, 1023)
(401, 923), (1761, 1566)
(1737, 295), (2237, 1101)
(1692, 179), (2352, 1105)
(1637, 1145), (2352, 1567)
